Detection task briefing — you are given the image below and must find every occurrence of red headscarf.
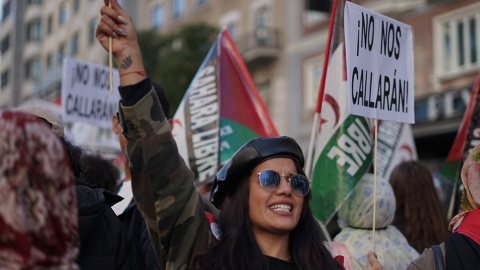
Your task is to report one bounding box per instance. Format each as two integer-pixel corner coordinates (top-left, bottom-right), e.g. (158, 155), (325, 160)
(0, 111), (79, 269)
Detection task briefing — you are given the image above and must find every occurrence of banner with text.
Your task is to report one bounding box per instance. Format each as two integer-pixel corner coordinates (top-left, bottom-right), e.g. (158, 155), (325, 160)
(310, 0), (374, 224)
(61, 58), (121, 128)
(376, 121), (417, 180)
(344, 2), (414, 123)
(172, 29), (278, 185)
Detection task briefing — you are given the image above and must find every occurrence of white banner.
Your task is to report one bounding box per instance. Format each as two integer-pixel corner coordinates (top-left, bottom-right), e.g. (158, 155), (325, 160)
(61, 58), (121, 128)
(376, 121), (417, 179)
(345, 2), (414, 123)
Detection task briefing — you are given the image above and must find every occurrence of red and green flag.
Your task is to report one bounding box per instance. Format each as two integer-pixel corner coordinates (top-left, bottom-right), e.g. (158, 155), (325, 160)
(172, 29), (278, 185)
(441, 70), (480, 183)
(308, 0), (373, 224)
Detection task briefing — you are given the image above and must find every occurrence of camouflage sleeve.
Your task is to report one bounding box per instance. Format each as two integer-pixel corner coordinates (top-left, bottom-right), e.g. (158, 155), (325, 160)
(119, 88), (213, 270)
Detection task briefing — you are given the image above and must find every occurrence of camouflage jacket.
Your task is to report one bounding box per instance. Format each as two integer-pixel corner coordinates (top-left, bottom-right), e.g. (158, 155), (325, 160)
(118, 79), (214, 270)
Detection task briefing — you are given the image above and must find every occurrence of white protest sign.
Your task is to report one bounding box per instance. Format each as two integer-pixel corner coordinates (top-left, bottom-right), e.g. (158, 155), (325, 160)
(61, 58), (121, 128)
(345, 2), (414, 123)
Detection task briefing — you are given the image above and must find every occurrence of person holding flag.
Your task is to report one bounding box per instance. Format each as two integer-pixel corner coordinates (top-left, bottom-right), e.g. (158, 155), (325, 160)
(95, 1), (344, 269)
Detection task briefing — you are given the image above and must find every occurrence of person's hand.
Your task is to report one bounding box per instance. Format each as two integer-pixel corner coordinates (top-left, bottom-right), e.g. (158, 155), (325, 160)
(96, 0), (138, 57)
(96, 0), (145, 85)
(366, 250), (385, 270)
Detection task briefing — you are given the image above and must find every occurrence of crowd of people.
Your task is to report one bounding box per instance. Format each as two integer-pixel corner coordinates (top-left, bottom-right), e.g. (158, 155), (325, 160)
(0, 0), (479, 269)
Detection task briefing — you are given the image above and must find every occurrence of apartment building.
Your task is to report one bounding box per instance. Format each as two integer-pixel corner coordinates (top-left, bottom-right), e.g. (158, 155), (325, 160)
(125, 0), (290, 135)
(1, 0), (479, 175)
(0, 0), (106, 107)
(133, 0), (480, 173)
(403, 0), (480, 172)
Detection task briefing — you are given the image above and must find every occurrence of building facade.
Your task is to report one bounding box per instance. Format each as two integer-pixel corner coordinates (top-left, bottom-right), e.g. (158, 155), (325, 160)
(1, 0), (479, 178)
(0, 0), (106, 107)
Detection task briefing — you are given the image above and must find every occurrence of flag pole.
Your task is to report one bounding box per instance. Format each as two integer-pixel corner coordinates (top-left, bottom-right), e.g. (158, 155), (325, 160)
(305, 0), (339, 177)
(447, 181), (459, 220)
(372, 118), (378, 252)
(108, 0), (113, 94)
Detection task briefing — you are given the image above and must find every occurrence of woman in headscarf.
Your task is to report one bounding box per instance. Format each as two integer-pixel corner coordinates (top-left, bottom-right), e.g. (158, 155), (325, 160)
(334, 174), (419, 270)
(0, 111), (79, 269)
(407, 144), (480, 269)
(367, 144), (480, 270)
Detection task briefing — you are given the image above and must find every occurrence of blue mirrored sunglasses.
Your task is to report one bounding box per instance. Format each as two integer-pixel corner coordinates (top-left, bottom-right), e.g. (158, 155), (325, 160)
(256, 170), (311, 196)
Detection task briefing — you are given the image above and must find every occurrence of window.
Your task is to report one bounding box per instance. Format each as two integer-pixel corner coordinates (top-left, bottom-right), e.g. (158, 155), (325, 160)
(60, 1), (69, 25)
(89, 18), (98, 44)
(1, 35), (9, 54)
(219, 10), (240, 42)
(27, 0), (42, 4)
(27, 19), (42, 42)
(254, 7), (269, 45)
(303, 55), (324, 110)
(152, 5), (165, 29)
(226, 22), (237, 42)
(2, 1), (11, 22)
(46, 53), (53, 69)
(173, 0), (185, 18)
(73, 0), (80, 13)
(256, 80), (270, 104)
(25, 57), (41, 80)
(434, 3), (480, 78)
(1, 70), (9, 88)
(255, 7), (268, 28)
(57, 44), (65, 65)
(197, 0), (207, 4)
(70, 32), (79, 56)
(303, 10), (328, 27)
(47, 15), (53, 34)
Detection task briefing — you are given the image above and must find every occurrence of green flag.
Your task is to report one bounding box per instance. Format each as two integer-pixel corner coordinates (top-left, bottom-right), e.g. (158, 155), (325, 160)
(310, 0), (373, 223)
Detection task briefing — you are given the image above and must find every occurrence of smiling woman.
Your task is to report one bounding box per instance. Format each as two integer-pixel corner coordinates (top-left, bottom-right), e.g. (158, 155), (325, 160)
(196, 137), (343, 270)
(95, 1), (343, 269)
(249, 158), (305, 235)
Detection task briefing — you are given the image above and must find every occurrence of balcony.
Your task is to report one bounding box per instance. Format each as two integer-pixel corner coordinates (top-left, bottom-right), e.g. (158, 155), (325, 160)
(237, 27), (280, 63)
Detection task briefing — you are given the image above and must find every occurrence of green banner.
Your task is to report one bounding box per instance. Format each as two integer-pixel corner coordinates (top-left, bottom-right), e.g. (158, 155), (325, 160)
(219, 118), (260, 163)
(311, 115), (373, 223)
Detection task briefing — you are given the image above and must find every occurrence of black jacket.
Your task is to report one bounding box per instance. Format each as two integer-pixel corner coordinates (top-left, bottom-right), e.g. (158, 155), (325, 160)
(75, 179), (131, 270)
(118, 194), (162, 269)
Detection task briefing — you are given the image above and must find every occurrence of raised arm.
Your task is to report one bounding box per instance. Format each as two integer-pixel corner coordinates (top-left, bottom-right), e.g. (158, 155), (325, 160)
(96, 0), (145, 86)
(96, 1), (212, 269)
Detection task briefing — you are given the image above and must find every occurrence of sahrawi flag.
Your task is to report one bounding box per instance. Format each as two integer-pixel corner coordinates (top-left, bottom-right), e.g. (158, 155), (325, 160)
(441, 70), (480, 183)
(172, 29), (278, 185)
(376, 121), (418, 180)
(310, 0), (373, 224)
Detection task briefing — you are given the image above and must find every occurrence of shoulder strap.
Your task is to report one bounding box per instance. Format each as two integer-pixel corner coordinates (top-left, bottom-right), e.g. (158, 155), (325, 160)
(432, 245), (444, 270)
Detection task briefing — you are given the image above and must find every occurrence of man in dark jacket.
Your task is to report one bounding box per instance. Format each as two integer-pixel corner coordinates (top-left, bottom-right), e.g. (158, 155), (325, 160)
(19, 105), (131, 270)
(74, 177), (130, 269)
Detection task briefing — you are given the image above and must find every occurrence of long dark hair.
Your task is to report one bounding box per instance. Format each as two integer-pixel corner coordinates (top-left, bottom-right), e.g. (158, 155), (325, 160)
(390, 161), (448, 253)
(195, 164), (342, 270)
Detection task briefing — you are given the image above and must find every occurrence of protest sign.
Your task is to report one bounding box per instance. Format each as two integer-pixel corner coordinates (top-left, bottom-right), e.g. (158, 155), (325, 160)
(307, 0), (374, 224)
(61, 58), (121, 128)
(344, 2), (414, 123)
